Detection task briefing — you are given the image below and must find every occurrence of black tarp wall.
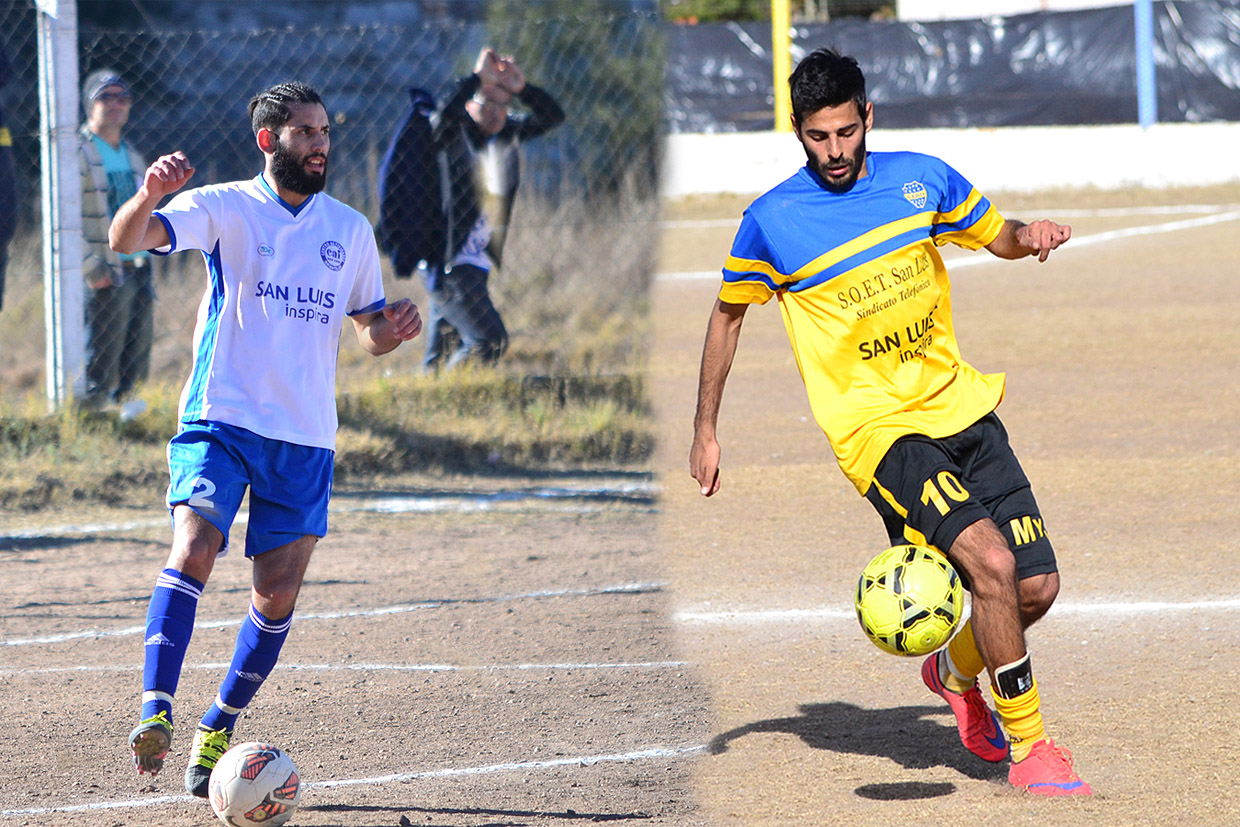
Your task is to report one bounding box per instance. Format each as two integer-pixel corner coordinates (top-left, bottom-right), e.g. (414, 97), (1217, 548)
(666, 1), (1240, 131)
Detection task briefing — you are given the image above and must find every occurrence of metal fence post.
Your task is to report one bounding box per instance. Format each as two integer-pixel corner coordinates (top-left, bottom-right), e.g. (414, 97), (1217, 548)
(1135, 0), (1158, 128)
(772, 0), (792, 133)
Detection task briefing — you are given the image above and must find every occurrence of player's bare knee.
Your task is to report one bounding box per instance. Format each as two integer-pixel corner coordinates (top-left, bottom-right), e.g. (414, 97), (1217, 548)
(166, 532), (222, 582)
(250, 568), (304, 616)
(170, 505), (224, 568)
(251, 578), (299, 614)
(1018, 571), (1059, 623)
(961, 545), (1018, 602)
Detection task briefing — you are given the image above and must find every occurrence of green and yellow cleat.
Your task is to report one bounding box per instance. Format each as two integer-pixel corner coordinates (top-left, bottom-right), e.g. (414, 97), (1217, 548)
(184, 725), (232, 798)
(129, 711), (174, 776)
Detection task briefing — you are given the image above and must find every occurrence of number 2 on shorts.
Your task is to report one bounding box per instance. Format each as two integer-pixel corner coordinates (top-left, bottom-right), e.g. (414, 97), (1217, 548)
(920, 470), (969, 516)
(188, 476), (217, 510)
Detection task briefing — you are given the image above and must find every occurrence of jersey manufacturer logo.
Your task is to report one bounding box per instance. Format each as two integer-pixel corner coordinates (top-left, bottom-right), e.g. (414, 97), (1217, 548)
(320, 240), (346, 271)
(257, 243), (275, 257)
(902, 181), (928, 209)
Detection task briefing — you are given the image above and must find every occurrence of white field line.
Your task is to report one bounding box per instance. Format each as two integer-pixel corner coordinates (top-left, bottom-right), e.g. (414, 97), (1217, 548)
(0, 581), (664, 647)
(0, 794), (192, 818)
(657, 269), (729, 282)
(677, 607), (856, 623)
(675, 596), (1240, 625)
(0, 484), (658, 541)
(0, 745), (708, 817)
(0, 517), (170, 539)
(947, 208), (1240, 270)
(3, 659), (690, 677)
(655, 208), (1240, 281)
(307, 744), (708, 789)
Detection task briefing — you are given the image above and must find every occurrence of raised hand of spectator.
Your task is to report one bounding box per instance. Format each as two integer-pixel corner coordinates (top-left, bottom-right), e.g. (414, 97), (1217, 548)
(474, 48), (502, 89)
(496, 56), (526, 96)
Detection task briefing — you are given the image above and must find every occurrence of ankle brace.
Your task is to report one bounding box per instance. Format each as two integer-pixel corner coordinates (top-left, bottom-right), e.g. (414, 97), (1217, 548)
(994, 654), (1034, 699)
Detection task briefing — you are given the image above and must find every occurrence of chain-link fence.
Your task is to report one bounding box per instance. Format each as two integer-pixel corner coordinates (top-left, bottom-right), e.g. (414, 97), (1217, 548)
(0, 1), (663, 411)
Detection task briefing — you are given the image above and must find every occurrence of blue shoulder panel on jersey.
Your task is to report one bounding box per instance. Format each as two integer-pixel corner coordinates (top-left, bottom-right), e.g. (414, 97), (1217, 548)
(726, 153), (992, 297)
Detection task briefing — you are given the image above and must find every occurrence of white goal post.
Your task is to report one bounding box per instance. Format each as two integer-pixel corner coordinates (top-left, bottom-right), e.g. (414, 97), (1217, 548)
(35, 0), (83, 411)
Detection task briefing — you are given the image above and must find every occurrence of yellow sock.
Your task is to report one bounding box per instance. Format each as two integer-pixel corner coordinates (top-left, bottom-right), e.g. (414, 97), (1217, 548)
(943, 619), (985, 692)
(991, 677), (1047, 762)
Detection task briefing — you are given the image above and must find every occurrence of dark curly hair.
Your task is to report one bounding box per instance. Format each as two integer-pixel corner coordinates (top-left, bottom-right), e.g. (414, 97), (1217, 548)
(788, 48), (867, 125)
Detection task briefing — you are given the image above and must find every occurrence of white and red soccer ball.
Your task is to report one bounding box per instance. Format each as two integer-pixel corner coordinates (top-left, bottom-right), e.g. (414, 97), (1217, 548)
(208, 741), (301, 827)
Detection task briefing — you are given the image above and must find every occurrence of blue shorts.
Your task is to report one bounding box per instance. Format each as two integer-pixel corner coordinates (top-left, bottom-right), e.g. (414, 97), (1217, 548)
(166, 421), (334, 557)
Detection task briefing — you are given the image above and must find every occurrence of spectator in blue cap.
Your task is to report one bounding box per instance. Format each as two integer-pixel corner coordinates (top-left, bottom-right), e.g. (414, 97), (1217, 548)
(78, 68), (154, 419)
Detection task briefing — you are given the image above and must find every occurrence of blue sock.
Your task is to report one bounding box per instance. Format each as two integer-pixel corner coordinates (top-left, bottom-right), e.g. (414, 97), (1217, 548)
(200, 604), (292, 733)
(141, 568), (204, 726)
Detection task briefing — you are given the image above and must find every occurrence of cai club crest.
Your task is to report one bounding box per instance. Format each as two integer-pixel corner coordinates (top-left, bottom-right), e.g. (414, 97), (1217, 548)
(320, 240), (345, 271)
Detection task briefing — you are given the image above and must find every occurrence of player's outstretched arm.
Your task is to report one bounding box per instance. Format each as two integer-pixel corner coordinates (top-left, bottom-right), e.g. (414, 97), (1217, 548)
(109, 151), (195, 255)
(352, 298), (423, 356)
(985, 218), (1072, 263)
(690, 299), (748, 498)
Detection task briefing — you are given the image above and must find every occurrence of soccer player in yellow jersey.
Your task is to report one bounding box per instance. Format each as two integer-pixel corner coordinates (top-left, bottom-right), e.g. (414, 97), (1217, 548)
(689, 48), (1091, 796)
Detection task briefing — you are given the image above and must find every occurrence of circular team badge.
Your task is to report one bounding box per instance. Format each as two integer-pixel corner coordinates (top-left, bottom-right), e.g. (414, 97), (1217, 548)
(320, 240), (346, 271)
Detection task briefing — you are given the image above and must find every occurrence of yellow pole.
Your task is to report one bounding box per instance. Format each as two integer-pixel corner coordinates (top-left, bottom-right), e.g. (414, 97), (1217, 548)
(772, 0), (792, 132)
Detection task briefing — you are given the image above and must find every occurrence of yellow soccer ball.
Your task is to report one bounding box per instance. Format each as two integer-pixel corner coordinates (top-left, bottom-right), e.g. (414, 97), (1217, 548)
(855, 544), (963, 656)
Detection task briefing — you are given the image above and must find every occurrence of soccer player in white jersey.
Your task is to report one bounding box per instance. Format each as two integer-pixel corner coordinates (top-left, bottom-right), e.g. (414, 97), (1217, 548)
(690, 49), (1091, 796)
(109, 81), (422, 797)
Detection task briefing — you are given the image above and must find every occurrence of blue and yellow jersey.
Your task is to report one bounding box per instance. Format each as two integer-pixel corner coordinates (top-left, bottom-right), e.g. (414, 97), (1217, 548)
(721, 151), (1007, 493)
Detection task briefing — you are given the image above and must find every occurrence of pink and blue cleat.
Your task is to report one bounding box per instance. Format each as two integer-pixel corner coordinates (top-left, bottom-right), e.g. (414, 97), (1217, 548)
(921, 650), (1008, 763)
(1008, 739), (1093, 796)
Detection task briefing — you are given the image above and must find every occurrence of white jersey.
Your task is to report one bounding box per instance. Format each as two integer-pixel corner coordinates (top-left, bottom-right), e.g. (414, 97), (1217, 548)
(153, 174), (386, 450)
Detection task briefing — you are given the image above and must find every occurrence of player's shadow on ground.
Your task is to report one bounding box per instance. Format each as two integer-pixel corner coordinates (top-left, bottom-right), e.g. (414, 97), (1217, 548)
(710, 701), (1007, 792)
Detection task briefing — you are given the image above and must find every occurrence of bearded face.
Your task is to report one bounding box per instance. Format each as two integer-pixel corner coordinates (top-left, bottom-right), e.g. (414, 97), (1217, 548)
(269, 135), (328, 196)
(803, 129), (867, 192)
(794, 100), (873, 193)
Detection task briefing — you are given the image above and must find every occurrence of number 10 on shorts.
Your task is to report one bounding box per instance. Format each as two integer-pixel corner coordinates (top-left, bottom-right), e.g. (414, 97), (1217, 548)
(921, 470), (970, 516)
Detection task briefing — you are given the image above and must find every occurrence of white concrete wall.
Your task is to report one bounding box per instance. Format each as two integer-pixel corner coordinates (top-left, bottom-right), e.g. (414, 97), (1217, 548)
(897, 0), (1132, 21)
(661, 122), (1240, 197)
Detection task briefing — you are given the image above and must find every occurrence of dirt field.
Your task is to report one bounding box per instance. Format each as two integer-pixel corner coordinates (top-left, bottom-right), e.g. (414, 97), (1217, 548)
(0, 480), (713, 826)
(3, 184), (1240, 826)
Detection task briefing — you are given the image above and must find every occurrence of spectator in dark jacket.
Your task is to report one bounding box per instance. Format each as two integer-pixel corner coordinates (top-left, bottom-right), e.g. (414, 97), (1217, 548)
(378, 47), (564, 371)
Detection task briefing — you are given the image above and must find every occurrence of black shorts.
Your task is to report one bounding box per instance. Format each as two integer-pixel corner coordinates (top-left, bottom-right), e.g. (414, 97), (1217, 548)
(863, 412), (1058, 583)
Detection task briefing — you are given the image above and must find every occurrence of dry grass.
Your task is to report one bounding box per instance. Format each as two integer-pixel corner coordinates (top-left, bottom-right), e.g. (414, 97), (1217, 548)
(0, 187), (657, 512)
(0, 362), (652, 512)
